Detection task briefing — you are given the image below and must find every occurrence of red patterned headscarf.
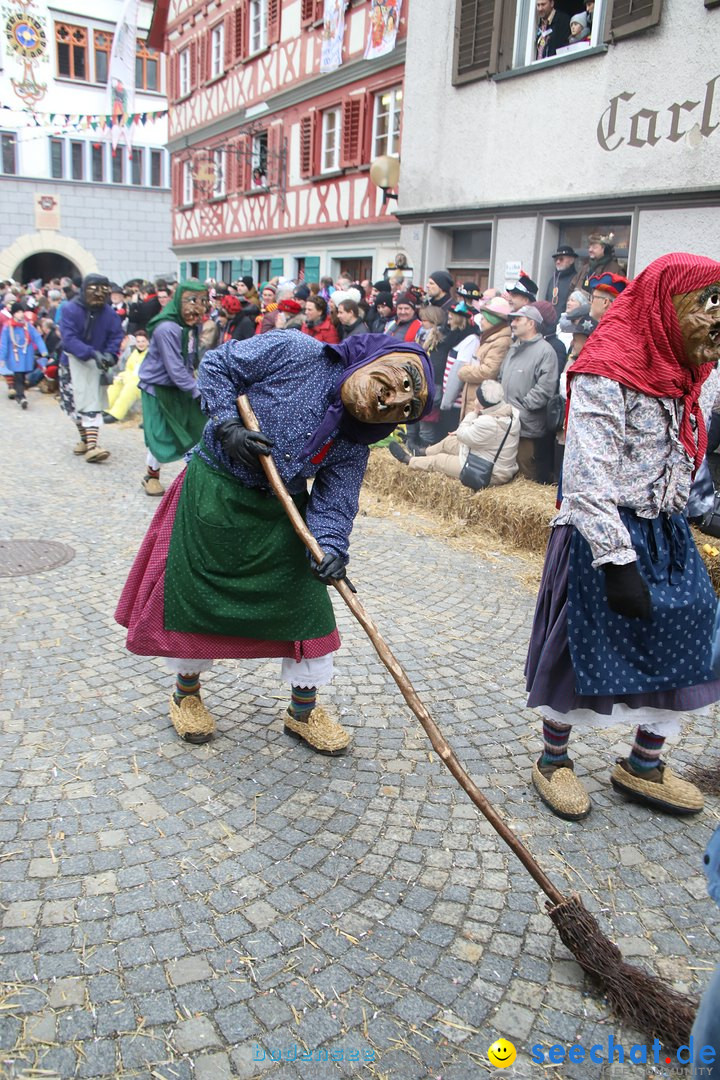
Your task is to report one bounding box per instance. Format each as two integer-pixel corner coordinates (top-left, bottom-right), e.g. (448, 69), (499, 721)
(568, 252), (720, 470)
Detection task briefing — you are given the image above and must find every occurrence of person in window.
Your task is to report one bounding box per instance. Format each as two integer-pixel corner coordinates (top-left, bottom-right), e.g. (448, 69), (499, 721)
(573, 231), (626, 292)
(568, 11), (591, 43)
(385, 293), (422, 342)
(499, 304), (558, 483)
(536, 0), (570, 59)
(585, 0), (594, 31)
(335, 299), (366, 339)
(302, 295), (339, 344)
(544, 246), (578, 317)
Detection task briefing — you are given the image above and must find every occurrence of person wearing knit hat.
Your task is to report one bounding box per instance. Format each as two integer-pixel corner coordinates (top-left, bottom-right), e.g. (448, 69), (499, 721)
(275, 297), (306, 331)
(0, 301), (47, 408)
(425, 270), (455, 312)
(294, 283), (310, 302)
(568, 10), (590, 41)
(367, 291), (394, 334)
(388, 377), (520, 485)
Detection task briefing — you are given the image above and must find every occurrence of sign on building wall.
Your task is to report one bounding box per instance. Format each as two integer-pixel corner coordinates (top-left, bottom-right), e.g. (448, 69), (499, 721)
(3, 0), (49, 105)
(364, 0), (402, 61)
(34, 193), (60, 230)
(107, 0), (140, 153)
(320, 0), (347, 72)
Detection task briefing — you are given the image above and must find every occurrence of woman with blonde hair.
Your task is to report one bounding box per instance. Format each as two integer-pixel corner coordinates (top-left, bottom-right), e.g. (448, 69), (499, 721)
(410, 305), (446, 449)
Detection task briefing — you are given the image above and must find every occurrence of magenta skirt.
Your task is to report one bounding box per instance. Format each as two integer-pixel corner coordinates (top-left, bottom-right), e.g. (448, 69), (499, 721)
(115, 469), (341, 661)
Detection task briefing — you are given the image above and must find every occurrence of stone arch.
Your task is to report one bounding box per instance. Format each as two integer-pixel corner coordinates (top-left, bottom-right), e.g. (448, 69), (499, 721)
(0, 231), (98, 281)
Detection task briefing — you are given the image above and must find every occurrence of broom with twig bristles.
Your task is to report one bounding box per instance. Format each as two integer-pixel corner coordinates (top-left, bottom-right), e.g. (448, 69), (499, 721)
(237, 394), (698, 1049)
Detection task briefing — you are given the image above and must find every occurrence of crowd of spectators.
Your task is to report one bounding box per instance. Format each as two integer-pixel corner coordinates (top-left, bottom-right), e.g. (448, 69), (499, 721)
(0, 230), (631, 495)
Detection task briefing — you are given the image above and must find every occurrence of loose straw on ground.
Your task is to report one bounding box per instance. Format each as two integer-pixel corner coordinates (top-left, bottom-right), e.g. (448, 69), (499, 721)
(237, 395), (697, 1048)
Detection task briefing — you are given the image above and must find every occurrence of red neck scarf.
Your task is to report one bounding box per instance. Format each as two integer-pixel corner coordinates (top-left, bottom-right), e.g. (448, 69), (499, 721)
(568, 252), (720, 471)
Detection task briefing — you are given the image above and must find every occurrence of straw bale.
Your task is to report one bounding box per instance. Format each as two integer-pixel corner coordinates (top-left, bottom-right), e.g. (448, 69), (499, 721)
(367, 451), (720, 596)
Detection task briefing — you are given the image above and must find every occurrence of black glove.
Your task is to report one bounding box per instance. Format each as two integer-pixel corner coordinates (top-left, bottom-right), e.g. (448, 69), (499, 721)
(603, 562), (652, 620)
(216, 417), (274, 469)
(311, 552), (356, 592)
(93, 351), (117, 372)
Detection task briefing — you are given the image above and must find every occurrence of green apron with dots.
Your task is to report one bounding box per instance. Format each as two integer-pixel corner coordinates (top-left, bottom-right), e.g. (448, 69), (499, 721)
(163, 450), (336, 641)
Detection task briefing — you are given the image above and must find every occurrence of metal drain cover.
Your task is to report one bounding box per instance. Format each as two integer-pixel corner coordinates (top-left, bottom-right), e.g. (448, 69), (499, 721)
(0, 539), (76, 578)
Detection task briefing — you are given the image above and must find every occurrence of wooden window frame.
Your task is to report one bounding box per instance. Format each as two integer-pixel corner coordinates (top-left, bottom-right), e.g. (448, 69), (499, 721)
(55, 22), (88, 81)
(371, 87), (402, 160)
(136, 38), (160, 92)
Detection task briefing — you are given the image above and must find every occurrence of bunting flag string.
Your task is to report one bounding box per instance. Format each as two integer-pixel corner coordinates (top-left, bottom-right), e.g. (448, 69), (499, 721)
(0, 104), (168, 132)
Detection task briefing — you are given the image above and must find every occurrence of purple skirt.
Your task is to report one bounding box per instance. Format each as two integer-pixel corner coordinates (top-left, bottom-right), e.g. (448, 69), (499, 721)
(525, 526), (720, 715)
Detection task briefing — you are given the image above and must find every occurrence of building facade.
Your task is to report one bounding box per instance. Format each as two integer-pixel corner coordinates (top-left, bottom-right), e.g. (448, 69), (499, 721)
(0, 0), (172, 283)
(398, 0), (720, 294)
(149, 0), (408, 284)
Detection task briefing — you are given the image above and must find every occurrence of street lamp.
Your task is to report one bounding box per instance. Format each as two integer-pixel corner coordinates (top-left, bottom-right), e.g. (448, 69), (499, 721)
(370, 154), (400, 206)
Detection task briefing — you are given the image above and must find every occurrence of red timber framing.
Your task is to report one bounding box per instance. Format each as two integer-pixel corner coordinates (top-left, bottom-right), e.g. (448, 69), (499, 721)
(152, 0), (407, 256)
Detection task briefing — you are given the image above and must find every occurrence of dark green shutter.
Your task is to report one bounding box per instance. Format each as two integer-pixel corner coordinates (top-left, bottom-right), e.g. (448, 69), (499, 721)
(208, 260), (217, 280)
(270, 257), (284, 278)
(231, 259), (243, 280)
(197, 260), (208, 281)
(241, 259), (253, 276)
(179, 261), (187, 280)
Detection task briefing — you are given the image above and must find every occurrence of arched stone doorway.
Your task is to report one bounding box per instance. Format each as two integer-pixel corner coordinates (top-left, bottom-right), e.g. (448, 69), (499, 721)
(0, 231), (97, 283)
(15, 252), (81, 283)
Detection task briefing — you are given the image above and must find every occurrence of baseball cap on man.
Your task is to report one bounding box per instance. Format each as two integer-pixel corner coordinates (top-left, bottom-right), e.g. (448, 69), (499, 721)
(509, 304), (543, 325)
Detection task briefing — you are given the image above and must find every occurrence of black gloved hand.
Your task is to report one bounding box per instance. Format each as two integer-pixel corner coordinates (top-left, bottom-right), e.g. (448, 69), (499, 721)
(311, 552), (356, 592)
(216, 417), (274, 469)
(93, 351), (116, 372)
(603, 562), (652, 620)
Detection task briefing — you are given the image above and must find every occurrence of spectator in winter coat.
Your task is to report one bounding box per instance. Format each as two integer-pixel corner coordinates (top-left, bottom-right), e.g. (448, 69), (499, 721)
(499, 304), (558, 483)
(302, 296), (340, 344)
(385, 293), (422, 342)
(506, 273), (539, 310)
(275, 298), (306, 331)
(220, 295), (260, 342)
(0, 302), (48, 408)
(336, 300), (367, 339)
(438, 303), (477, 435)
(424, 270), (455, 313)
(455, 297), (513, 417)
(234, 276), (261, 307)
(589, 271), (629, 322)
(572, 230), (625, 292)
(544, 246), (578, 316)
(536, 0), (570, 58)
(366, 292), (394, 334)
(256, 284), (279, 334)
(388, 380), (520, 486)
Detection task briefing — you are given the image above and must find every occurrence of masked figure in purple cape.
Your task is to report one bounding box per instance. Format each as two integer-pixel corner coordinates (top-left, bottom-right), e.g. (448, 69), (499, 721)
(116, 330), (433, 752)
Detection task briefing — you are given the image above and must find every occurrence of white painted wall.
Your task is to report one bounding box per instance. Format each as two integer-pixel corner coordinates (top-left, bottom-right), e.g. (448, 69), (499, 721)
(400, 0), (720, 214)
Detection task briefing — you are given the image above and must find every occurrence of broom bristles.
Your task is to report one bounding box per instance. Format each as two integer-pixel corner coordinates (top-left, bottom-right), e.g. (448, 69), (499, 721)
(548, 894), (697, 1049)
(681, 760), (720, 796)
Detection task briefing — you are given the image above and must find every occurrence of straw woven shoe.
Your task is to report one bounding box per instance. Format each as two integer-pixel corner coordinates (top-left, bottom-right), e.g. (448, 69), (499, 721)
(532, 759), (591, 821)
(169, 695), (216, 744)
(284, 706), (351, 755)
(73, 441), (88, 454)
(610, 759), (703, 815)
(142, 476), (165, 496)
(85, 446), (110, 463)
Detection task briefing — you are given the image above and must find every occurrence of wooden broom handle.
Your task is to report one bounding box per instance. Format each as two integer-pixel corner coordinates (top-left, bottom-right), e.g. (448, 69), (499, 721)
(236, 394), (565, 906)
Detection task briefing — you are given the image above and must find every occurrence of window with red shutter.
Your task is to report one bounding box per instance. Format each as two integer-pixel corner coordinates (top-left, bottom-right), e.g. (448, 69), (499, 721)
(340, 98), (362, 168)
(189, 39), (197, 87)
(301, 0), (314, 24)
(299, 113), (317, 178)
(224, 14), (234, 66)
(237, 134), (250, 190)
(268, 0), (280, 43)
(235, 3), (248, 60)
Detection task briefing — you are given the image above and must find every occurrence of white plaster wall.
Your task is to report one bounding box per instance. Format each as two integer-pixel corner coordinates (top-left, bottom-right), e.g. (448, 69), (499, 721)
(400, 0), (720, 213)
(634, 208), (720, 269)
(492, 217), (539, 288)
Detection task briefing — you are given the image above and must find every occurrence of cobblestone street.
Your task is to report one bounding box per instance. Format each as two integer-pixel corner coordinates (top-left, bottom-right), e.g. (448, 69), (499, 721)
(1, 391), (720, 1080)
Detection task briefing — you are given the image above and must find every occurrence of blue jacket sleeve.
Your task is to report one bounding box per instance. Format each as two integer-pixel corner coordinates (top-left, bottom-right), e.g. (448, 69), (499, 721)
(0, 327), (9, 367)
(59, 305), (95, 361)
(305, 443), (369, 561)
(29, 325), (47, 357)
(154, 324), (199, 397)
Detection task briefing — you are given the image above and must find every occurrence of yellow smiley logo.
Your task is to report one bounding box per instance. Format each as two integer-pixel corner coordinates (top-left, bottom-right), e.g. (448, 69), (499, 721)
(488, 1039), (517, 1068)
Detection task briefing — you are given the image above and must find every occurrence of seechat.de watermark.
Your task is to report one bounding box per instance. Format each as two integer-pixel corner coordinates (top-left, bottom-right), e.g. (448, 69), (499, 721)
(530, 1036), (717, 1068)
(253, 1042), (375, 1063)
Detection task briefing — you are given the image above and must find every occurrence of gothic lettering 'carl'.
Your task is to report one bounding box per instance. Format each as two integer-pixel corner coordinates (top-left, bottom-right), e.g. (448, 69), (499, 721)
(597, 75), (720, 151)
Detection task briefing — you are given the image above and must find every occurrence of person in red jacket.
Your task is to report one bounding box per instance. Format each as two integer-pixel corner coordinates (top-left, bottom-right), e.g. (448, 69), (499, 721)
(302, 295), (340, 344)
(385, 292), (422, 342)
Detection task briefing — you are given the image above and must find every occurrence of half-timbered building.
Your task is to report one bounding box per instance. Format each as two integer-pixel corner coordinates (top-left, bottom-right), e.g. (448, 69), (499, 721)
(149, 0), (408, 285)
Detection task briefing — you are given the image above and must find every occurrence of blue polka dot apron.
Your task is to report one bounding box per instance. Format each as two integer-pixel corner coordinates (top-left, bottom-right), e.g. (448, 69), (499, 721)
(567, 509), (716, 695)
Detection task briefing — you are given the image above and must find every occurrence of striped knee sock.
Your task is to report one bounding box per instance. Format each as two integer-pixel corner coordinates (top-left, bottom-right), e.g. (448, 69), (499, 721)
(628, 727), (665, 773)
(84, 427), (99, 450)
(146, 465), (161, 480)
(541, 717), (572, 768)
(289, 685), (317, 721)
(174, 672), (201, 704)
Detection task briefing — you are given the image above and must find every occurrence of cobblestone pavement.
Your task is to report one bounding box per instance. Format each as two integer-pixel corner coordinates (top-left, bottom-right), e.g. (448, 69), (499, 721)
(1, 391), (720, 1080)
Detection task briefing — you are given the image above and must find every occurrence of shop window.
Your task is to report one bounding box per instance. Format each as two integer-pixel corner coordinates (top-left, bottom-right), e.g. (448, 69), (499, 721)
(112, 149), (124, 184)
(320, 107), (341, 173)
(136, 39), (159, 91)
(92, 143), (105, 182)
(1, 133), (17, 175)
(56, 22), (88, 80)
(372, 88), (402, 158)
(131, 148), (144, 186)
(94, 30), (112, 83)
(70, 140), (84, 180)
(50, 138), (64, 178)
(150, 149), (163, 187)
